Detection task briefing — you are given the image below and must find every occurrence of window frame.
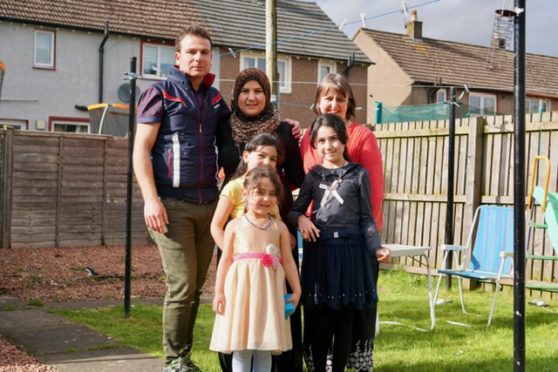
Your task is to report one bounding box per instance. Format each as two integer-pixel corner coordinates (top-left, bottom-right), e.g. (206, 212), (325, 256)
(33, 29), (56, 69)
(318, 61), (336, 84)
(49, 116), (90, 133)
(468, 93), (497, 116)
(141, 40), (175, 80)
(526, 97), (551, 114)
(0, 119), (28, 130)
(435, 89), (447, 103)
(239, 53), (292, 94)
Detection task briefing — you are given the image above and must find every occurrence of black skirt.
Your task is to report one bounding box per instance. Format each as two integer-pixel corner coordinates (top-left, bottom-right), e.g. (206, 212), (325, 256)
(301, 228), (377, 310)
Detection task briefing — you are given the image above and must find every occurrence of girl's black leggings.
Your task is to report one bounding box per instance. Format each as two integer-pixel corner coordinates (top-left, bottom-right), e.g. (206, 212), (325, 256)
(307, 308), (353, 372)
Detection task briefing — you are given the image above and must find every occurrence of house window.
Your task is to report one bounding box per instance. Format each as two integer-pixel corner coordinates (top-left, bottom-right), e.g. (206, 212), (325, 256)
(318, 61), (335, 83)
(435, 89), (448, 115)
(526, 98), (550, 114)
(240, 54), (291, 93)
(0, 119), (27, 130)
(52, 120), (90, 133)
(34, 30), (55, 69)
(436, 89), (447, 103)
(469, 93), (496, 116)
(142, 43), (174, 78)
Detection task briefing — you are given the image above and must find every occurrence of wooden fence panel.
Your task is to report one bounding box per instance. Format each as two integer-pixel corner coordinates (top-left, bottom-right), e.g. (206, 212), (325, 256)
(10, 132), (59, 248)
(375, 112), (558, 290)
(58, 137), (105, 247)
(3, 112), (558, 289)
(0, 130), (149, 248)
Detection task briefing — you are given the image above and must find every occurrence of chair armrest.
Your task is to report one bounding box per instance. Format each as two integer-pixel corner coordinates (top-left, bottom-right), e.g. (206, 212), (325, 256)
(441, 244), (466, 252)
(500, 251), (514, 258)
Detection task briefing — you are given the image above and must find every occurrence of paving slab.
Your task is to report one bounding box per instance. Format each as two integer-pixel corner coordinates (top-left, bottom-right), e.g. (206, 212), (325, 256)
(41, 347), (162, 372)
(0, 296), (163, 371)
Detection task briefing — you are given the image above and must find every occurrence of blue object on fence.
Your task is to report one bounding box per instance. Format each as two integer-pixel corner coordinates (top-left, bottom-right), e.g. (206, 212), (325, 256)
(284, 294), (295, 319)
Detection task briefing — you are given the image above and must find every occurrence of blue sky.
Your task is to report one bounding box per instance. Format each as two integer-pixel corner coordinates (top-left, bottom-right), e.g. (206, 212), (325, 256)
(309, 0), (557, 57)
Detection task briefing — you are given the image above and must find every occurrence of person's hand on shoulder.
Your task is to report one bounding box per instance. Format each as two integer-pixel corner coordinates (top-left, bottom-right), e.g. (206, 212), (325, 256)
(284, 118), (301, 140)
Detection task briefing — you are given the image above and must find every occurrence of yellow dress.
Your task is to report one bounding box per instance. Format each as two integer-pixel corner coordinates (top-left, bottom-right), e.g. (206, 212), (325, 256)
(210, 215), (292, 354)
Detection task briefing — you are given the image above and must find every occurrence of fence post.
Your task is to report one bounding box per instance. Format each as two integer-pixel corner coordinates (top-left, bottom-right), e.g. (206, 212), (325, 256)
(55, 136), (64, 247)
(101, 139), (107, 245)
(1, 129), (13, 248)
(463, 116), (485, 289)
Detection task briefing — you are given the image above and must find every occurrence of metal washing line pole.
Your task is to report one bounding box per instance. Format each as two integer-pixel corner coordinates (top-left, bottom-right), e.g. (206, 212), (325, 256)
(513, 0), (526, 370)
(124, 57), (137, 318)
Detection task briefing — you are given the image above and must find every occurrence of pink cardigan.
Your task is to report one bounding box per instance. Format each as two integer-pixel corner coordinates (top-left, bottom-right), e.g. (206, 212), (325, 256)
(299, 122), (384, 232)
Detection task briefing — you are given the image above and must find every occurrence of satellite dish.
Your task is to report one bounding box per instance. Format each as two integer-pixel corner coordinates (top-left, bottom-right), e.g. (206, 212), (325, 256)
(117, 83), (141, 104)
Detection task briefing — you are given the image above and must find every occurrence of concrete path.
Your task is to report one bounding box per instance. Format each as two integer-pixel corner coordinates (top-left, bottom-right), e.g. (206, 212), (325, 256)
(0, 296), (163, 371)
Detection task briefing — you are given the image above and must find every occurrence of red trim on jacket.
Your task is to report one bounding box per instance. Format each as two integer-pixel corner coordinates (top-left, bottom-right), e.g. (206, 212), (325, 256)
(162, 90), (187, 106)
(211, 92), (223, 106)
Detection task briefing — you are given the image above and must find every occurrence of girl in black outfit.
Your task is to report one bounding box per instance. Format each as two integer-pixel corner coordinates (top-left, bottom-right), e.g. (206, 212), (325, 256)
(217, 67), (305, 372)
(288, 114), (389, 372)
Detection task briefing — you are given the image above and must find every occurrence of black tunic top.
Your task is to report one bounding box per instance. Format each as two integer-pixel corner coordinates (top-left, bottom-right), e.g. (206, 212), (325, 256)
(288, 163), (381, 255)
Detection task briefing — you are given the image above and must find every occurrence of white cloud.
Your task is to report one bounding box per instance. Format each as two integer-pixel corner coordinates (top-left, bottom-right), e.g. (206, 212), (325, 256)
(308, 0), (558, 56)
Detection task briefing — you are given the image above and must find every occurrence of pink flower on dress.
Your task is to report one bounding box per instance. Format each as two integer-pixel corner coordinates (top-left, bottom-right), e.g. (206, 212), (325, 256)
(261, 254), (274, 267)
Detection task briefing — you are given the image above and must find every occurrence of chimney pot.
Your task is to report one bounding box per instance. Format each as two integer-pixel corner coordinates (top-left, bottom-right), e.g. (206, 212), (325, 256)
(406, 11), (422, 39)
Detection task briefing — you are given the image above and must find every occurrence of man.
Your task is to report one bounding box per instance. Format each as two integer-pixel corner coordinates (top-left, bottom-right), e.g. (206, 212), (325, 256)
(134, 25), (235, 372)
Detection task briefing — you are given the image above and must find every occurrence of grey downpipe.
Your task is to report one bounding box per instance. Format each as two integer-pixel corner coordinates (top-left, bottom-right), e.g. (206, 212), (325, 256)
(98, 21), (110, 103)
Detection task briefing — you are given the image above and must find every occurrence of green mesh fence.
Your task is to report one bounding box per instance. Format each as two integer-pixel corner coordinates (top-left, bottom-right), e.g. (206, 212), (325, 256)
(375, 101), (470, 124)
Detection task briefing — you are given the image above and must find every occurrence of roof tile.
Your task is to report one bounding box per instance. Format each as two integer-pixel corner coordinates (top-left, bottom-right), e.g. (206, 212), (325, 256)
(360, 28), (558, 98)
(0, 0), (370, 63)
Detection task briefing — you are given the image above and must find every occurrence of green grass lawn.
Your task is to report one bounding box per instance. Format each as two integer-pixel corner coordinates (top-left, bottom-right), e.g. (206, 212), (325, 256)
(52, 269), (558, 371)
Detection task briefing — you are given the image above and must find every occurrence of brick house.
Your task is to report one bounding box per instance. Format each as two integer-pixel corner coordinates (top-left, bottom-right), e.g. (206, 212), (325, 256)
(353, 12), (558, 124)
(0, 0), (371, 132)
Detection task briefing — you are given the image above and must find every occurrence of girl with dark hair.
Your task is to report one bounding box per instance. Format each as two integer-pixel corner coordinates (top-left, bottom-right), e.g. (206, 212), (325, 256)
(302, 73), (384, 233)
(211, 133), (281, 249)
(211, 167), (301, 372)
(289, 114), (389, 372)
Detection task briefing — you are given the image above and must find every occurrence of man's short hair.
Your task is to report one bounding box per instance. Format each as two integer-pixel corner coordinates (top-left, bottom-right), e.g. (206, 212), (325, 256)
(175, 25), (213, 52)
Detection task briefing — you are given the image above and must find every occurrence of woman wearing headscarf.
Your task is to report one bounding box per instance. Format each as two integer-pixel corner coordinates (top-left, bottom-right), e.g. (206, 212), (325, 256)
(214, 67), (305, 372)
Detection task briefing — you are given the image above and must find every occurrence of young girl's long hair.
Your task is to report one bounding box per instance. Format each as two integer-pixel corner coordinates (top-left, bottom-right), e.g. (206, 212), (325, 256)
(234, 133), (278, 178)
(310, 113), (350, 162)
(243, 167), (284, 206)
